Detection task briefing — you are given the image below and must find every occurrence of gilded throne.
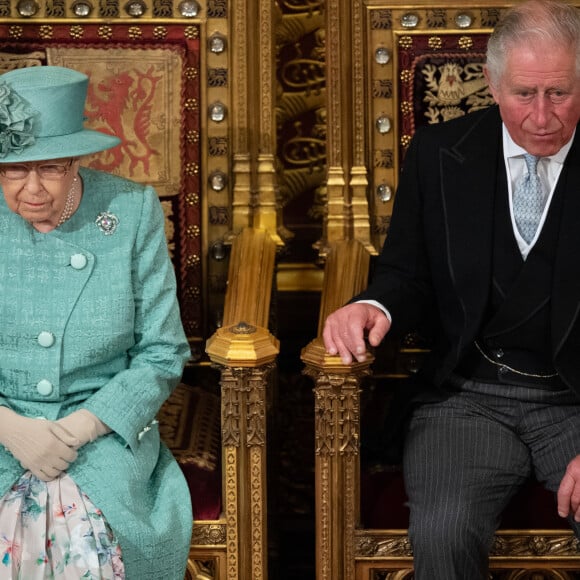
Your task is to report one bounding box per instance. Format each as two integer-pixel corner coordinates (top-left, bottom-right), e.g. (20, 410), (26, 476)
(302, 2), (580, 579)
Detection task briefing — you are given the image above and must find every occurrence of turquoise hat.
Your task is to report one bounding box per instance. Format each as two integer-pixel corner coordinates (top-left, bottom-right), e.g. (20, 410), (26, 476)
(0, 65), (120, 163)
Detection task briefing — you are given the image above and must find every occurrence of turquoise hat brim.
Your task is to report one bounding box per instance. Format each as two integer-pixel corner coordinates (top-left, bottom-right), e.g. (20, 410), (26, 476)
(0, 128), (121, 163)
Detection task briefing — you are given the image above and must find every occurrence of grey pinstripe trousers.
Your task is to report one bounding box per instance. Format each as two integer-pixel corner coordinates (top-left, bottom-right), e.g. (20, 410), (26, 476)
(403, 376), (580, 579)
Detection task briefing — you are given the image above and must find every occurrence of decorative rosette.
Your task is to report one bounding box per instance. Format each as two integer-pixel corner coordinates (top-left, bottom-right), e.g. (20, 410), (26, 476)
(0, 81), (37, 158)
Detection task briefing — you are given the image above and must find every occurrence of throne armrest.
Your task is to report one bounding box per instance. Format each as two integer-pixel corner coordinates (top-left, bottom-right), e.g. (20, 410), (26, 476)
(301, 239), (373, 580)
(204, 226), (279, 580)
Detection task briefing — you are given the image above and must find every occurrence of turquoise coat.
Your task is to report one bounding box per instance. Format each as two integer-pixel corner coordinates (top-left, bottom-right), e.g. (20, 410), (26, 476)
(0, 168), (192, 579)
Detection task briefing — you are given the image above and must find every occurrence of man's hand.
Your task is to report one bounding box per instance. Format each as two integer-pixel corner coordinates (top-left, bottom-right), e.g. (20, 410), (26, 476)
(0, 407), (79, 481)
(322, 303), (391, 364)
(557, 455), (580, 521)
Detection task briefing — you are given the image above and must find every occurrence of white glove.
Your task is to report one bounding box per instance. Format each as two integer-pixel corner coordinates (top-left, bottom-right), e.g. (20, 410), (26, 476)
(0, 407), (79, 481)
(57, 409), (110, 448)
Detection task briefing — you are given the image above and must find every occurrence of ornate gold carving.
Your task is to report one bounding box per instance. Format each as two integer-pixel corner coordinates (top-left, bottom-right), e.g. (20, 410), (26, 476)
(221, 369), (242, 447)
(490, 571), (577, 580)
(352, 529), (580, 577)
(207, 327), (279, 368)
(259, 1), (274, 153)
(309, 367), (364, 580)
(359, 565), (579, 580)
(279, 0), (324, 10)
(224, 445), (239, 580)
(355, 531), (414, 558)
(191, 523), (227, 546)
(369, 571), (414, 580)
(326, 0), (341, 168)
(344, 450), (358, 580)
(220, 365), (273, 447)
(186, 557), (218, 580)
(217, 361), (272, 580)
(250, 446), (266, 580)
(491, 531), (580, 557)
(312, 372), (362, 456)
(231, 321), (256, 335)
(318, 454), (331, 580)
(247, 372), (267, 446)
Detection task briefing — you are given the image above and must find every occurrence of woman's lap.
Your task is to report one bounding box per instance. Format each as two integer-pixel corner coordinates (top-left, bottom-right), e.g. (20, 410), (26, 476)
(0, 472), (124, 579)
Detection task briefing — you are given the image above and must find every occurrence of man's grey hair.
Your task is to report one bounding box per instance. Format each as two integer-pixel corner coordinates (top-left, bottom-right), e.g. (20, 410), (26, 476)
(486, 0), (580, 87)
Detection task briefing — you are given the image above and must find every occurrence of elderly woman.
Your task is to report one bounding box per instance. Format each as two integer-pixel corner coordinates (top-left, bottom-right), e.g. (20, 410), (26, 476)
(0, 66), (192, 578)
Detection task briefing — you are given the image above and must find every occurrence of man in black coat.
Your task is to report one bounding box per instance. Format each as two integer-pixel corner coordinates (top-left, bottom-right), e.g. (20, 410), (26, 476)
(323, 1), (580, 577)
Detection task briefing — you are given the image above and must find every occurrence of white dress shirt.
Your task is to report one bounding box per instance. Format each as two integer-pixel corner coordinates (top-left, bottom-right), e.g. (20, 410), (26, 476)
(503, 125), (572, 259)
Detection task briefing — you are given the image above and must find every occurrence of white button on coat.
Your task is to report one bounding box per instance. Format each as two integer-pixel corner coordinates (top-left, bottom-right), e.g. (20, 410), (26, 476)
(70, 253), (88, 269)
(37, 331), (55, 348)
(36, 379), (53, 396)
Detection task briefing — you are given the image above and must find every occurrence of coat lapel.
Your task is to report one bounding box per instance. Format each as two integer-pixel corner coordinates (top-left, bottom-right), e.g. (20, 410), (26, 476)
(552, 132), (580, 355)
(439, 107), (503, 333)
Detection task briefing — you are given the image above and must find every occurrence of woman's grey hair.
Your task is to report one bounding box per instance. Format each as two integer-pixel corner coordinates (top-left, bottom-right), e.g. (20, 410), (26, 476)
(486, 0), (580, 87)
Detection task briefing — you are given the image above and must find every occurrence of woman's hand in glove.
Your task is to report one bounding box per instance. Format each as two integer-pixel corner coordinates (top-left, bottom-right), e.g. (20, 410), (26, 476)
(57, 409), (111, 448)
(0, 407), (79, 481)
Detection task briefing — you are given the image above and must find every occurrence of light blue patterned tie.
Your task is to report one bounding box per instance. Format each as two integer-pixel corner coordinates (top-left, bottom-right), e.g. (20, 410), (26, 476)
(513, 154), (545, 244)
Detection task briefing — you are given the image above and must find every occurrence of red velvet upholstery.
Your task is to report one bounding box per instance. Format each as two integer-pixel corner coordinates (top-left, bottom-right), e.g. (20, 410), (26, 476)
(360, 374), (567, 532)
(361, 467), (565, 530)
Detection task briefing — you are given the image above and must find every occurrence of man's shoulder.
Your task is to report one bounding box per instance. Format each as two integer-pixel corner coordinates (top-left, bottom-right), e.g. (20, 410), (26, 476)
(418, 105), (500, 138)
(410, 106), (501, 155)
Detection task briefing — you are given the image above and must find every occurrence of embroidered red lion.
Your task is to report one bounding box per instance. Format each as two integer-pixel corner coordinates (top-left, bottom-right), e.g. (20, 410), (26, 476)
(85, 66), (162, 177)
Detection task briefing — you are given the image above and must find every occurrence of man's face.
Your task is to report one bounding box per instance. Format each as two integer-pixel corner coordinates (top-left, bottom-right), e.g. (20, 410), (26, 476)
(485, 42), (580, 156)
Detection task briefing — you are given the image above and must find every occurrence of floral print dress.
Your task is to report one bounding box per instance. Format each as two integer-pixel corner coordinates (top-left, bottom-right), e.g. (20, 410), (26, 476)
(0, 472), (124, 579)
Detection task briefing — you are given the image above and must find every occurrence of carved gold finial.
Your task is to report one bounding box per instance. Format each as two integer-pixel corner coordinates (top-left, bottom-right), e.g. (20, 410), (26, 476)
(231, 321), (256, 334)
(206, 322), (279, 367)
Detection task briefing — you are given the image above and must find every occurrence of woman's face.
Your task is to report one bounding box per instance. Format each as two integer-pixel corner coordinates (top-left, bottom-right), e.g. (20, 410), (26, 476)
(0, 157), (80, 230)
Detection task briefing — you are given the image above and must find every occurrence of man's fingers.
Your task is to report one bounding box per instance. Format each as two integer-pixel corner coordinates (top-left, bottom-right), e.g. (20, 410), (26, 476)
(557, 472), (574, 517)
(323, 303), (390, 364)
(323, 310), (365, 363)
(331, 329), (361, 364)
(367, 315), (390, 346)
(557, 460), (580, 521)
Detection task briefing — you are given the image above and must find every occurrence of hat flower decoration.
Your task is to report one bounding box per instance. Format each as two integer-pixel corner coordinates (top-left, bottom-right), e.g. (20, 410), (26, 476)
(0, 66), (120, 163)
(0, 81), (36, 158)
